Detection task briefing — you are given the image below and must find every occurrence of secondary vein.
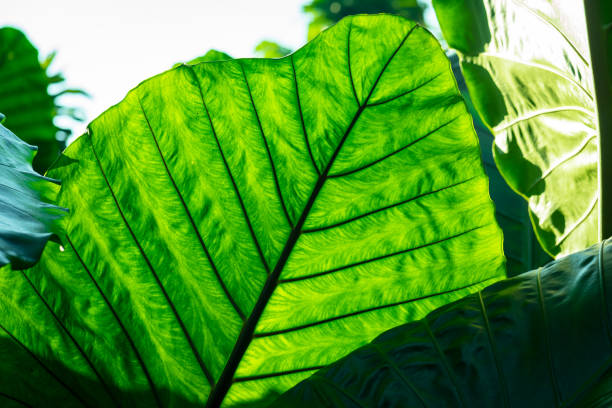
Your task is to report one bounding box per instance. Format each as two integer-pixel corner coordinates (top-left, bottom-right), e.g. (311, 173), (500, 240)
(87, 130), (215, 386)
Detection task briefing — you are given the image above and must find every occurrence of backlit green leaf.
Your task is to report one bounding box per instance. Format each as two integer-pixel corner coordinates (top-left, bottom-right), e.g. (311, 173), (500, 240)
(276, 240), (612, 407)
(254, 41), (292, 59)
(433, 0), (612, 258)
(173, 49), (233, 68)
(0, 15), (504, 406)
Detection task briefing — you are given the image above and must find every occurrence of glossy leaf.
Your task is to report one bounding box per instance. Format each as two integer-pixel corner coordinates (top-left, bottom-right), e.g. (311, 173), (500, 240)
(300, 0), (551, 274)
(449, 53), (551, 276)
(0, 115), (65, 268)
(0, 15), (504, 407)
(276, 240), (612, 407)
(433, 0), (612, 258)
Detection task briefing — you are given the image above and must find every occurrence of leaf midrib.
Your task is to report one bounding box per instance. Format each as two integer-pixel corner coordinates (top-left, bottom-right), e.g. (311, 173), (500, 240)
(204, 24), (418, 407)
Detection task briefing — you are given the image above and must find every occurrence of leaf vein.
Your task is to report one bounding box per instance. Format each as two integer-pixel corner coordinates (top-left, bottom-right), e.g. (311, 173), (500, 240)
(204, 23), (418, 406)
(366, 72), (443, 107)
(281, 225), (485, 284)
(328, 116), (459, 178)
(233, 366), (324, 382)
(0, 323), (89, 407)
(87, 131), (215, 386)
(0, 391), (32, 407)
(290, 55), (321, 176)
(371, 343), (429, 407)
(255, 276), (496, 338)
(65, 235), (162, 407)
(347, 21), (360, 107)
(477, 291), (510, 406)
(239, 62), (294, 229)
(184, 64), (271, 274)
(18, 270), (120, 406)
(422, 318), (466, 407)
(536, 268), (562, 405)
(137, 97), (246, 321)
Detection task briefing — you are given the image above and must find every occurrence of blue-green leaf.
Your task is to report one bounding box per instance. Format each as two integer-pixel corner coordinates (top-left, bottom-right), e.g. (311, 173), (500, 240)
(0, 116), (65, 269)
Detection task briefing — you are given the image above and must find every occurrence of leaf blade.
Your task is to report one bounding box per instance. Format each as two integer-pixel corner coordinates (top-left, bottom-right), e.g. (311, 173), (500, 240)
(0, 15), (505, 406)
(433, 0), (612, 257)
(275, 241), (612, 407)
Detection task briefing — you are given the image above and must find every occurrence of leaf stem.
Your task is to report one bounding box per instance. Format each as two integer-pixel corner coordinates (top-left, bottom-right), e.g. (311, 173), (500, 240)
(584, 0), (612, 241)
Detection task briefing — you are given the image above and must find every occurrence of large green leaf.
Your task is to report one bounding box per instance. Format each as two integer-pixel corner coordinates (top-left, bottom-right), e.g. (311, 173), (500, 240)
(276, 240), (612, 407)
(433, 0), (612, 258)
(0, 115), (66, 269)
(0, 15), (504, 406)
(300, 0), (551, 274)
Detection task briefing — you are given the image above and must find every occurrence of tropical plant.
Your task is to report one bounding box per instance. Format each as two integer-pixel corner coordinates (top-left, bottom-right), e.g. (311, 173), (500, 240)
(433, 0), (612, 258)
(0, 14), (506, 407)
(303, 0), (424, 40)
(1, 2), (611, 407)
(0, 116), (66, 269)
(0, 27), (86, 173)
(448, 53), (551, 275)
(174, 50), (233, 68)
(254, 41), (292, 59)
(275, 240), (612, 407)
(300, 0), (552, 275)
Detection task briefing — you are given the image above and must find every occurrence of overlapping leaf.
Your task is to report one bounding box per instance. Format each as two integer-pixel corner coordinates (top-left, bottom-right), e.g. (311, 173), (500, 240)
(276, 240), (612, 407)
(174, 50), (233, 68)
(448, 53), (551, 275)
(0, 15), (504, 407)
(0, 116), (65, 269)
(434, 0), (612, 257)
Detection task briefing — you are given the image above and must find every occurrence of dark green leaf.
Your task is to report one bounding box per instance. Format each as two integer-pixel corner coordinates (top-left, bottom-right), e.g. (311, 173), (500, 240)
(0, 27), (58, 173)
(433, 0), (612, 258)
(0, 15), (504, 406)
(0, 115), (66, 269)
(0, 27), (88, 174)
(276, 240), (612, 407)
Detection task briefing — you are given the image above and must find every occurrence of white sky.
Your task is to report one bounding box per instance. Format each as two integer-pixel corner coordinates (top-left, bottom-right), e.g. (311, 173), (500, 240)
(2, 0), (310, 140)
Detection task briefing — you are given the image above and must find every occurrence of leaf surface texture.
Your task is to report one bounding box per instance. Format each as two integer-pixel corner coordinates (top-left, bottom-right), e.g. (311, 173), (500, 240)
(0, 118), (65, 268)
(434, 0), (612, 257)
(0, 15), (504, 407)
(276, 240), (612, 407)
